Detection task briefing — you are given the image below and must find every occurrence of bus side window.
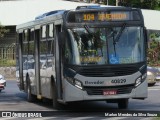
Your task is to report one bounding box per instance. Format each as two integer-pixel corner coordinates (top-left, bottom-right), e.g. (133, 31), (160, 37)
(47, 40), (54, 54)
(49, 24), (54, 38)
(23, 30), (28, 55)
(42, 25), (46, 38)
(47, 24), (54, 55)
(47, 24), (54, 67)
(40, 41), (47, 55)
(28, 29), (34, 55)
(64, 39), (71, 63)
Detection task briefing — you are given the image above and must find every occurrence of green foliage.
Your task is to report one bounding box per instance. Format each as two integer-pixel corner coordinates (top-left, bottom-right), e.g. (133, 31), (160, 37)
(148, 33), (160, 67)
(86, 0), (160, 10)
(123, 0), (160, 10)
(0, 59), (16, 67)
(153, 114), (160, 119)
(108, 0), (116, 6)
(150, 33), (157, 39)
(0, 23), (12, 67)
(0, 23), (9, 38)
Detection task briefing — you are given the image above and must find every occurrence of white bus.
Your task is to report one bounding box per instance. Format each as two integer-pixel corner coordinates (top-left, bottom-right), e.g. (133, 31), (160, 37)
(16, 6), (148, 109)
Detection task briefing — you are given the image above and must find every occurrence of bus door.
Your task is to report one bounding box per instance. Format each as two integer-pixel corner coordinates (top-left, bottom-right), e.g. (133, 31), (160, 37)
(55, 24), (63, 100)
(18, 32), (24, 90)
(22, 30), (29, 91)
(27, 29), (36, 93)
(39, 25), (49, 98)
(34, 27), (41, 99)
(45, 23), (55, 99)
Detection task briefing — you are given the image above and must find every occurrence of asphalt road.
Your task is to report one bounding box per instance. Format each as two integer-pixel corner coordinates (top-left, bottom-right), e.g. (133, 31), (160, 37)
(0, 80), (160, 119)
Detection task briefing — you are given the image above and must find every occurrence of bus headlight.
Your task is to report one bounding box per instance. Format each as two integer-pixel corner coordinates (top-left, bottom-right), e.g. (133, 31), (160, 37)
(135, 77), (141, 87)
(75, 80), (83, 89)
(66, 77), (83, 90)
(135, 73), (147, 87)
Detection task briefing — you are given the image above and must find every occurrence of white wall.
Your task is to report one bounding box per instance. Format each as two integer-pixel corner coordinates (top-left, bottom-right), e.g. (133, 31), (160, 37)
(0, 0), (95, 25)
(142, 9), (160, 30)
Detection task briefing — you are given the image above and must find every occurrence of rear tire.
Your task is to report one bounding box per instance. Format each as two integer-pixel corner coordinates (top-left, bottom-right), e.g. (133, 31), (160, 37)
(118, 99), (128, 109)
(52, 78), (61, 109)
(26, 76), (36, 102)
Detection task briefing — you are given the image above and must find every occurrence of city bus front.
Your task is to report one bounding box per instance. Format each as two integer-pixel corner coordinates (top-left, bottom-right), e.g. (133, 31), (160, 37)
(62, 7), (147, 108)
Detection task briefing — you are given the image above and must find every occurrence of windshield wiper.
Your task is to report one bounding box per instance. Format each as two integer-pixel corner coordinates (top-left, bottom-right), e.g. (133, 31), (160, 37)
(84, 25), (92, 34)
(111, 23), (126, 58)
(106, 28), (118, 57)
(113, 34), (117, 57)
(115, 23), (126, 42)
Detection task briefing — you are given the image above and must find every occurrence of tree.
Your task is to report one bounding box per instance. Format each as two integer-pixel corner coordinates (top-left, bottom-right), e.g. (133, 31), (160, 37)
(0, 23), (9, 38)
(125, 0), (160, 10)
(148, 33), (160, 66)
(84, 0), (160, 10)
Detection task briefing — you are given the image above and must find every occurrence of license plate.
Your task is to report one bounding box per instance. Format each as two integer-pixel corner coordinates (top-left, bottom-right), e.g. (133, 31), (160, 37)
(103, 90), (117, 95)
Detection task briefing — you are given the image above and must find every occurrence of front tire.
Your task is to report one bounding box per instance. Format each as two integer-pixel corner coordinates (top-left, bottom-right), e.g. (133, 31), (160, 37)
(118, 99), (129, 109)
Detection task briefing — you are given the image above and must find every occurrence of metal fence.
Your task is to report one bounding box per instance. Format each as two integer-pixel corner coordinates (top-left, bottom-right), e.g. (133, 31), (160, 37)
(0, 44), (16, 67)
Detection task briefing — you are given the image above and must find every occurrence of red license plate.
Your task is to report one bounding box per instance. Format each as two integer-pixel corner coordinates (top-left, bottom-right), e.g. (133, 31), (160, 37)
(103, 90), (117, 95)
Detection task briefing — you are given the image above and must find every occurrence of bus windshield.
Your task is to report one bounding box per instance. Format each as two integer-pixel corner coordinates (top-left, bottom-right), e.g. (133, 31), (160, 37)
(65, 26), (145, 65)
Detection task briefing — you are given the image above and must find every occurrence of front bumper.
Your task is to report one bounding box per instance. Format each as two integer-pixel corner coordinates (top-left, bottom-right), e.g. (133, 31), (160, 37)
(63, 79), (147, 102)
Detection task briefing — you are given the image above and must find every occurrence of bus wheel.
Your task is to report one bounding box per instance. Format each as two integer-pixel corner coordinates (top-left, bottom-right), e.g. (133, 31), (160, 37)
(118, 99), (128, 109)
(26, 77), (36, 102)
(52, 81), (61, 109)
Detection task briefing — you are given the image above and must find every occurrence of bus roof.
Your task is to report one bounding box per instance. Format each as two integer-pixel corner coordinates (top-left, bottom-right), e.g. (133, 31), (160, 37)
(16, 5), (143, 31)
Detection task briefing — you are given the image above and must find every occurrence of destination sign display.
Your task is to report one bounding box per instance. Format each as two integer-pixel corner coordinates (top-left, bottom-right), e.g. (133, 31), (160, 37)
(83, 13), (127, 21)
(67, 10), (141, 23)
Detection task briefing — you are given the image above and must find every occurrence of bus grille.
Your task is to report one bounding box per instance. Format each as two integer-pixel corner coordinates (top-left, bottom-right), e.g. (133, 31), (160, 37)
(78, 67), (137, 77)
(83, 84), (134, 95)
(67, 63), (144, 77)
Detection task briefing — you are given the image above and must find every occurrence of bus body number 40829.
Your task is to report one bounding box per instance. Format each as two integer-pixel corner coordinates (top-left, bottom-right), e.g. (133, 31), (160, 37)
(111, 79), (126, 84)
